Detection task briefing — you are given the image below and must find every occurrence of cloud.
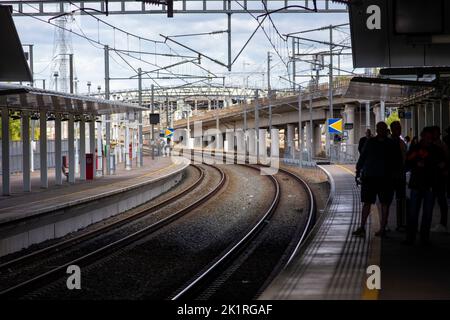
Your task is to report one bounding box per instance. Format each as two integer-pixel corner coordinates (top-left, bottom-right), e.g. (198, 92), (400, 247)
(13, 10), (351, 93)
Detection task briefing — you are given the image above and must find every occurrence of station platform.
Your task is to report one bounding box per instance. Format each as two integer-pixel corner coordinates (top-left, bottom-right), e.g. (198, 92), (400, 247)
(261, 165), (450, 300)
(0, 155), (189, 256)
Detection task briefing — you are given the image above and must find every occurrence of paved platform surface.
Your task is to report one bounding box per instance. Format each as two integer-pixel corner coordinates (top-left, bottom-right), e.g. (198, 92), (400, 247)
(261, 165), (377, 299)
(341, 165), (450, 299)
(261, 164), (450, 300)
(0, 156), (186, 224)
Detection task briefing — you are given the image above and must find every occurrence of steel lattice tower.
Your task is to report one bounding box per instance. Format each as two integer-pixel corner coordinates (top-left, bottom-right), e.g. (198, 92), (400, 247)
(50, 4), (74, 93)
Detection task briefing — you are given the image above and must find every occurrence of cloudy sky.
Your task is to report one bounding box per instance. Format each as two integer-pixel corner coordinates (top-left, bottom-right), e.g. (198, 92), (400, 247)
(10, 1), (356, 94)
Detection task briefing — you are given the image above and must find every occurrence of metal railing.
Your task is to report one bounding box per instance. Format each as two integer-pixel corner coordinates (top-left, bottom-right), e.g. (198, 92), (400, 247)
(282, 147), (316, 167)
(0, 140), (70, 174)
(330, 144), (358, 164)
(171, 78), (354, 128)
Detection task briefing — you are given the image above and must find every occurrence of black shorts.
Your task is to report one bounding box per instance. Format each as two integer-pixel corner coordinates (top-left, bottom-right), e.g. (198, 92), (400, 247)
(361, 176), (394, 204)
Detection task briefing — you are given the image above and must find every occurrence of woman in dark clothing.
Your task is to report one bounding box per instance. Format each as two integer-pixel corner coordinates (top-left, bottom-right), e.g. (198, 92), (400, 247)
(404, 127), (446, 245)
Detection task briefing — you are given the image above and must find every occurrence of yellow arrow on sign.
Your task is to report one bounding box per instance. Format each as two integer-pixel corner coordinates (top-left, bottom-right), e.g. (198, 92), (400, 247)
(165, 128), (174, 137)
(330, 119), (343, 133)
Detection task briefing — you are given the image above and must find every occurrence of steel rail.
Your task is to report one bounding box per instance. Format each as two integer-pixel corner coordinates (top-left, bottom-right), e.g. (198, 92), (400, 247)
(0, 163), (226, 298)
(171, 150), (316, 299)
(171, 163), (280, 300)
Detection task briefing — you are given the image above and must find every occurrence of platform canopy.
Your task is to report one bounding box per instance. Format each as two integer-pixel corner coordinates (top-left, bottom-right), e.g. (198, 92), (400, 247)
(0, 83), (147, 115)
(344, 77), (436, 102)
(0, 5), (32, 82)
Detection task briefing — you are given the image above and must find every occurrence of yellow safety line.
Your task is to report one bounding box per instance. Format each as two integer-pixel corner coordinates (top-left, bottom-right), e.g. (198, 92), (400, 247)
(362, 204), (381, 300)
(335, 164), (381, 300)
(0, 162), (179, 213)
(336, 164), (356, 176)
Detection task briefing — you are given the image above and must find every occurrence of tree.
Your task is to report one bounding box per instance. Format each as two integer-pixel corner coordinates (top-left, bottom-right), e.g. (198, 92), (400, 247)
(386, 111), (400, 128)
(0, 118), (39, 141)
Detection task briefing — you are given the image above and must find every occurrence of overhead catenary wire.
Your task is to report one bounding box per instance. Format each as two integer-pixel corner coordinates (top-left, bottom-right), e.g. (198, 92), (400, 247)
(232, 0), (288, 67)
(65, 3), (221, 87)
(67, 1), (164, 45)
(19, 2), (317, 91)
(16, 7), (219, 90)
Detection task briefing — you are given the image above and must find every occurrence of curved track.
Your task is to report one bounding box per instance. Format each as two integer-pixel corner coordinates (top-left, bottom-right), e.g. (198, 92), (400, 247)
(0, 164), (226, 298)
(0, 164), (204, 271)
(170, 152), (316, 300)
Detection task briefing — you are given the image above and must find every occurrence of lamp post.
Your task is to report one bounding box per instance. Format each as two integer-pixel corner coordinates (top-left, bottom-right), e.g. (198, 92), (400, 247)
(74, 77), (79, 94)
(53, 71), (59, 91)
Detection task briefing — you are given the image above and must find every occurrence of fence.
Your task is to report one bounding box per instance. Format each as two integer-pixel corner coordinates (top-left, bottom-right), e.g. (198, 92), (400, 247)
(0, 140), (75, 174)
(330, 144), (358, 164)
(283, 147), (316, 167)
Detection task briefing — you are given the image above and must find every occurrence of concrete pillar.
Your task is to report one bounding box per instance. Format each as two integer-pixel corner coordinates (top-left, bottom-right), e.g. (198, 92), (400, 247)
(380, 100), (386, 122)
(55, 113), (62, 185)
(89, 117), (96, 175)
(426, 102), (433, 126)
(75, 122), (79, 175)
(68, 114), (75, 183)
(412, 105), (419, 138)
(271, 128), (280, 158)
(365, 101), (371, 130)
(225, 130), (234, 152)
(305, 121), (312, 160)
(224, 130), (234, 164)
(208, 100), (211, 111)
(106, 114), (111, 175)
(418, 104), (426, 133)
(283, 127), (288, 152)
(79, 117), (86, 180)
(236, 129), (246, 163)
(248, 129), (256, 162)
(215, 131), (223, 152)
(39, 110), (48, 189)
(31, 119), (35, 173)
(313, 124), (322, 157)
(344, 104), (355, 145)
(258, 129), (267, 161)
(434, 101), (440, 127)
(441, 100), (449, 132)
(373, 106), (381, 125)
(97, 117), (102, 175)
(2, 108), (10, 196)
(21, 111), (31, 192)
(125, 116), (131, 170)
(298, 123), (305, 154)
(405, 107), (412, 137)
(286, 124), (295, 158)
(138, 111), (143, 167)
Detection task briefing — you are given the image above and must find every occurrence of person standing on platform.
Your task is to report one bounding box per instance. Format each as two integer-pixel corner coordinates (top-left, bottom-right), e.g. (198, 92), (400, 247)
(430, 126), (448, 233)
(404, 127), (446, 245)
(404, 136), (411, 150)
(444, 126), (450, 198)
(353, 122), (402, 237)
(389, 121), (408, 232)
(358, 129), (372, 154)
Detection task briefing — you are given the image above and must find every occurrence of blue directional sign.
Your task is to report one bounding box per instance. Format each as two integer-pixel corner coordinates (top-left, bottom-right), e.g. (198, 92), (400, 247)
(328, 118), (343, 134)
(164, 128), (174, 138)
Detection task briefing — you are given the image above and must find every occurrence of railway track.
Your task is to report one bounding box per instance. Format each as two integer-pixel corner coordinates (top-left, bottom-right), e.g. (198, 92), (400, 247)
(0, 164), (204, 271)
(0, 163), (226, 298)
(170, 151), (316, 300)
(1, 148), (317, 300)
